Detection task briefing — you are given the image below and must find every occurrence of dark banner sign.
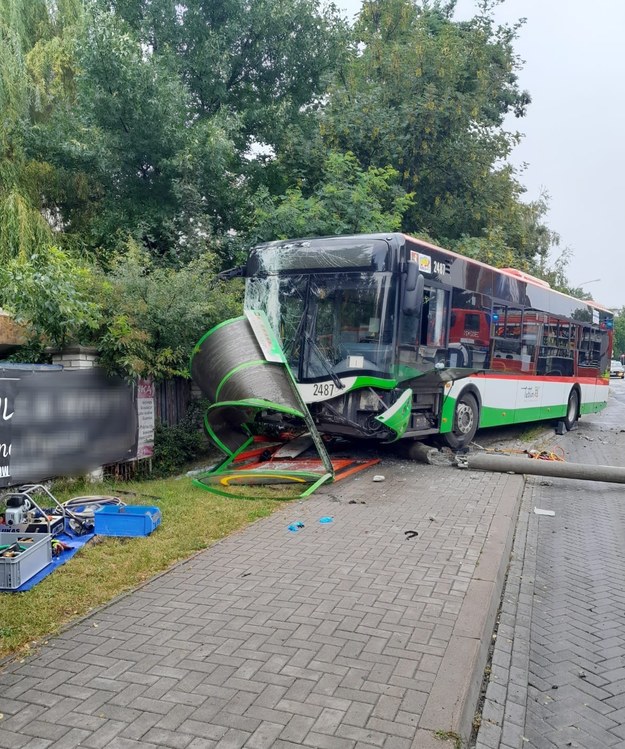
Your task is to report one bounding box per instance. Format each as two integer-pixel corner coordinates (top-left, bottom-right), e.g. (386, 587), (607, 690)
(0, 366), (137, 488)
(0, 377), (17, 482)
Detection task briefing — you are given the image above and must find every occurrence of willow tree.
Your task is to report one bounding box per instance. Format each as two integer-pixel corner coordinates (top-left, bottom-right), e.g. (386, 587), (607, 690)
(0, 0), (87, 257)
(0, 0), (49, 261)
(0, 0), (98, 349)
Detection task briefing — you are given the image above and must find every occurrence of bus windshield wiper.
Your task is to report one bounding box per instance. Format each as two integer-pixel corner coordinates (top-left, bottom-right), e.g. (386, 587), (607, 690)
(304, 333), (345, 390)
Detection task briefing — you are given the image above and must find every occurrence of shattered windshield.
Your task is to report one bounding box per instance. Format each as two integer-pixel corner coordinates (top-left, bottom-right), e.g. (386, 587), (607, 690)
(247, 238), (391, 275)
(246, 272), (396, 380)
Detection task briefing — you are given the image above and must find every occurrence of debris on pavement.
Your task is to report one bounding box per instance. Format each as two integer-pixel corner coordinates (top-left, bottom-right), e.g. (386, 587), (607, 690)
(534, 508), (556, 516)
(528, 449), (565, 461)
(403, 441), (455, 466)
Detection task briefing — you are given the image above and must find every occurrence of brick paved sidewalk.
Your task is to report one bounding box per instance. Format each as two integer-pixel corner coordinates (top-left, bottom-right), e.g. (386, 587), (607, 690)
(474, 387), (625, 749)
(0, 459), (522, 749)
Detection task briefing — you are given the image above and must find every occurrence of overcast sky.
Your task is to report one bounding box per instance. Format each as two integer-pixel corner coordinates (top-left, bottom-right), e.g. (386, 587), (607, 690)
(336, 0), (625, 309)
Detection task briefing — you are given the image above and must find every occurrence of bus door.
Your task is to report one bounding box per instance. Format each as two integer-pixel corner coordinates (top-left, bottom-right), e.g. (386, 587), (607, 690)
(398, 282), (449, 376)
(577, 324), (605, 414)
(537, 318), (576, 420)
(417, 285), (450, 370)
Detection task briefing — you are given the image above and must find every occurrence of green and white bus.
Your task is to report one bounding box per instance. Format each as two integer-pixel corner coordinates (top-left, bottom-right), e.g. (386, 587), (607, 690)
(243, 233), (613, 448)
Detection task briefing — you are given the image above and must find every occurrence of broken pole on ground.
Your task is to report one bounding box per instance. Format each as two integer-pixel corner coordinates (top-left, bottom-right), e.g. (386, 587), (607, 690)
(458, 453), (625, 484)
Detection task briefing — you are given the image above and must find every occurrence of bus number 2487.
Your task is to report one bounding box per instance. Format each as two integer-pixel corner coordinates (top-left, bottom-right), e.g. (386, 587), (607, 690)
(313, 383), (335, 398)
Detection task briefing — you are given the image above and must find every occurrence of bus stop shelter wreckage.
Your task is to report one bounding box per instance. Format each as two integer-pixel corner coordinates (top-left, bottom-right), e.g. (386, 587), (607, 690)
(190, 310), (381, 499)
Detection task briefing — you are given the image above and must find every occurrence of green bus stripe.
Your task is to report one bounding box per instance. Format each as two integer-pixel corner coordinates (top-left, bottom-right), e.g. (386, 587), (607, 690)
(351, 375), (397, 390)
(441, 395), (608, 433)
(207, 398), (305, 419)
(203, 413), (252, 459)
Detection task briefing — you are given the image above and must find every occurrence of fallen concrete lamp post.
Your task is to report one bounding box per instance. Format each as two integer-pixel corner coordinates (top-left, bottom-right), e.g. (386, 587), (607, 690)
(458, 453), (625, 484)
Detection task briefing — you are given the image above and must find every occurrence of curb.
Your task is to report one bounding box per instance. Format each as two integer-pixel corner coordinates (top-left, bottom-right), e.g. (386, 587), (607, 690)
(474, 481), (537, 749)
(417, 473), (525, 745)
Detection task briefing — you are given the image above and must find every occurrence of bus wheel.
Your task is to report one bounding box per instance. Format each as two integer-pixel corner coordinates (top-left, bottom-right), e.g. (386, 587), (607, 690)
(564, 389), (579, 430)
(442, 392), (479, 449)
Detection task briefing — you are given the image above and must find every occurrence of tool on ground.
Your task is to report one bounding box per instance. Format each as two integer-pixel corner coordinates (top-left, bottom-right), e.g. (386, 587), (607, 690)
(0, 542), (26, 558)
(0, 485), (126, 536)
(0, 485), (66, 535)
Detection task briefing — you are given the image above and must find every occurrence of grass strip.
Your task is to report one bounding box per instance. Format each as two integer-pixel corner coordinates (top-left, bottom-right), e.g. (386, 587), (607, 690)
(0, 473), (296, 659)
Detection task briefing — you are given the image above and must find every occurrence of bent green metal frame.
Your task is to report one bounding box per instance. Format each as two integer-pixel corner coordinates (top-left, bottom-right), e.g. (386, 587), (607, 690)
(190, 311), (334, 499)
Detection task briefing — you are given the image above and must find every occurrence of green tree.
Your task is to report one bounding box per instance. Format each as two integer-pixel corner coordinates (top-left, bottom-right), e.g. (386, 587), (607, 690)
(71, 9), (196, 260)
(451, 189), (562, 274)
(104, 0), (348, 150)
(36, 0), (350, 264)
(250, 151), (413, 242)
(319, 0), (541, 265)
(0, 0), (66, 260)
(95, 244), (243, 378)
(0, 1), (100, 353)
(0, 246), (100, 349)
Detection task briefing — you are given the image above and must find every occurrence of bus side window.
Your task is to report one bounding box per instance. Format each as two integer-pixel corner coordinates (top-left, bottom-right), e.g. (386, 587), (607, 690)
(450, 288), (491, 369)
(577, 325), (600, 374)
(491, 305), (523, 372)
(520, 310), (539, 374)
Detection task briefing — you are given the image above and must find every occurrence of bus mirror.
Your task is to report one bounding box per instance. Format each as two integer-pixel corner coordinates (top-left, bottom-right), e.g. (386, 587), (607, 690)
(403, 271), (424, 315)
(217, 265), (246, 280)
(406, 261), (419, 292)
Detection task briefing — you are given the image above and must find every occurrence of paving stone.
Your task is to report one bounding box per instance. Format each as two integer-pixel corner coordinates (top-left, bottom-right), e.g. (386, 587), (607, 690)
(278, 715), (315, 743)
(118, 711), (162, 740)
(0, 729), (30, 749)
(80, 719), (128, 749)
(141, 728), (194, 748)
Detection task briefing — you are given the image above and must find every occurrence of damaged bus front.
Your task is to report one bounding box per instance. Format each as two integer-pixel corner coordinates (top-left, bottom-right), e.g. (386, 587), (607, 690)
(243, 234), (463, 444)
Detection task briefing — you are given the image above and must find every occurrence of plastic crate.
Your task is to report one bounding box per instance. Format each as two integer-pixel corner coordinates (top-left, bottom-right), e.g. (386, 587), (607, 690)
(94, 505), (161, 537)
(0, 532), (52, 590)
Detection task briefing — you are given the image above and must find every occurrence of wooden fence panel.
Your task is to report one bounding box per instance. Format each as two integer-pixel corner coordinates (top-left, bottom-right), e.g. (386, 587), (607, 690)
(154, 378), (192, 426)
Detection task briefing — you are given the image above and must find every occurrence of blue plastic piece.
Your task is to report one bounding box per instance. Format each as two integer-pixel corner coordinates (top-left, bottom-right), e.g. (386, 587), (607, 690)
(319, 516), (333, 524)
(287, 521), (305, 532)
(94, 505), (161, 537)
